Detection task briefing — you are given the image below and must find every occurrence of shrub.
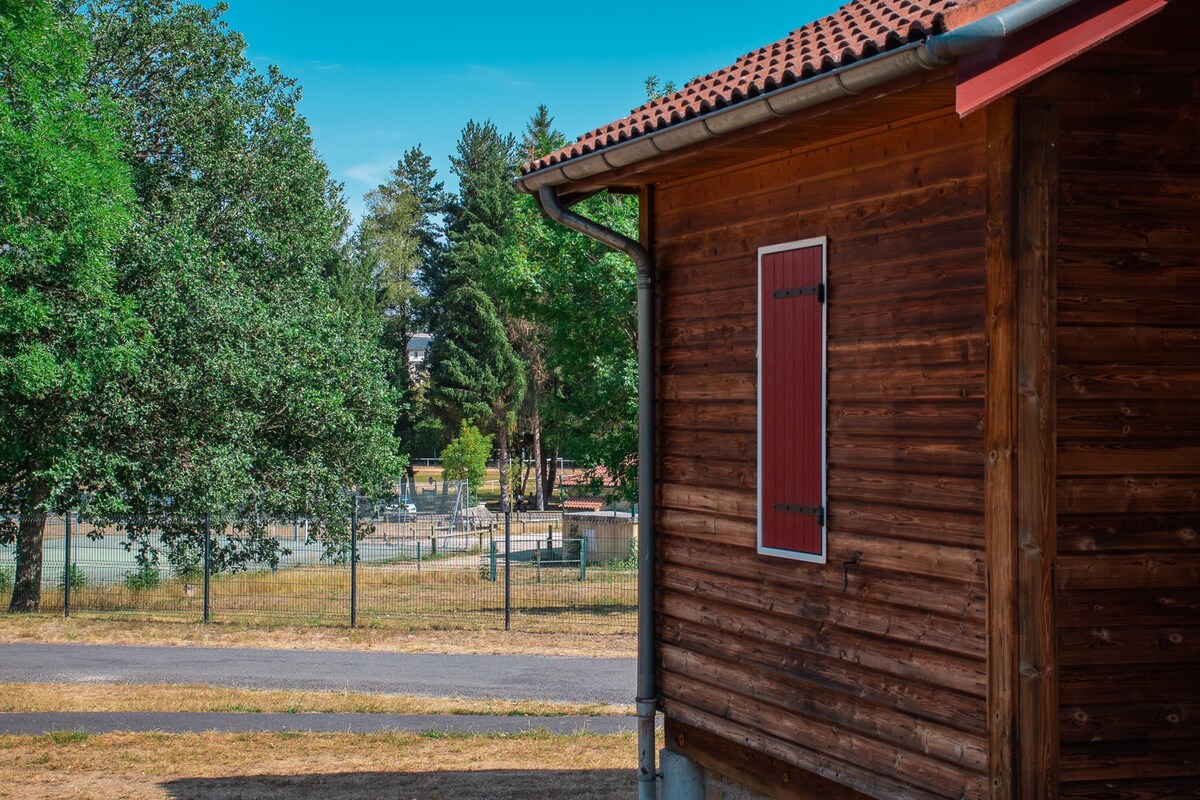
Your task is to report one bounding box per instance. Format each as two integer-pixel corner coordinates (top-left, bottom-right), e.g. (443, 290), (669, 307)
(167, 546), (202, 583)
(441, 423), (493, 504)
(610, 536), (638, 571)
(59, 564), (86, 590)
(0, 567), (12, 595)
(123, 564), (160, 591)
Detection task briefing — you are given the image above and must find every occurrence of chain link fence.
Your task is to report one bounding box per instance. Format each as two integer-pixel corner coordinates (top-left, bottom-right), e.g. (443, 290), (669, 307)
(0, 505), (637, 634)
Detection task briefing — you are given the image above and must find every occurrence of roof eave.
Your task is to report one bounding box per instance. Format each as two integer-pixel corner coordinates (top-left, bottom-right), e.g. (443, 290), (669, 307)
(515, 0), (1087, 196)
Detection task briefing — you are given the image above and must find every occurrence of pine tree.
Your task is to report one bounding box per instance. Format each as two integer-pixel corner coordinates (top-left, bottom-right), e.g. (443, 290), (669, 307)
(354, 145), (449, 498)
(521, 104), (568, 163)
(428, 120), (525, 509)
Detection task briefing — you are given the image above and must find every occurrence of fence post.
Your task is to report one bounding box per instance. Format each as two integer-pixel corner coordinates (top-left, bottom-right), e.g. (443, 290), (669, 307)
(350, 498), (358, 629)
(579, 536), (588, 582)
(416, 541), (421, 573)
(203, 512), (211, 623)
(546, 525), (552, 551)
(489, 540), (497, 582)
(504, 504), (511, 632)
(63, 510), (71, 618)
(535, 543), (541, 584)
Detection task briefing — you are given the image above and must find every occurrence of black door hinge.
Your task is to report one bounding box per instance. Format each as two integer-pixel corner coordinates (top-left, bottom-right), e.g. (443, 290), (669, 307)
(773, 503), (825, 526)
(772, 283), (825, 303)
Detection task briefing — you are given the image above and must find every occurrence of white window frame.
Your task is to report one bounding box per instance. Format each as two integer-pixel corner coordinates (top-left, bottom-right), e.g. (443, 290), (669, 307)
(757, 236), (829, 563)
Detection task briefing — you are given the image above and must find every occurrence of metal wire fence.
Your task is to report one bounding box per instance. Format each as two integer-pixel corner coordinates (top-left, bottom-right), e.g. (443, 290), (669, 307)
(0, 509), (637, 633)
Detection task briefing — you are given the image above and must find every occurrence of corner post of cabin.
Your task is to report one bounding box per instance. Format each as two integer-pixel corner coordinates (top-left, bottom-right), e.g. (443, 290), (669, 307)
(1015, 94), (1061, 798)
(984, 95), (1018, 800)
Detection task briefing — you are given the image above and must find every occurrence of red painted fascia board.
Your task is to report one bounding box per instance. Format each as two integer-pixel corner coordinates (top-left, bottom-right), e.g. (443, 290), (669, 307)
(956, 0), (1169, 116)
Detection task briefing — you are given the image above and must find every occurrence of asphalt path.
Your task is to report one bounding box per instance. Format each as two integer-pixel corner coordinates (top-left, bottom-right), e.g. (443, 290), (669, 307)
(0, 711), (636, 735)
(0, 643), (635, 705)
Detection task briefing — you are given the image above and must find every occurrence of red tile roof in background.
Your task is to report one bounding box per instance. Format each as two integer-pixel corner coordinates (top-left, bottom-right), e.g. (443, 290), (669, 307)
(560, 466), (614, 487)
(564, 499), (607, 512)
(521, 0), (967, 175)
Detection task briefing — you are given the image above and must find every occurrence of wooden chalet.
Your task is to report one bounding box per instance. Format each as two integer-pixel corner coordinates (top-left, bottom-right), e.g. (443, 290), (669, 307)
(517, 0), (1198, 797)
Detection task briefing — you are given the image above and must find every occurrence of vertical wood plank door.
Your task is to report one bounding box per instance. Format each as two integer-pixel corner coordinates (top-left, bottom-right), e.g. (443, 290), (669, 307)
(758, 238), (827, 562)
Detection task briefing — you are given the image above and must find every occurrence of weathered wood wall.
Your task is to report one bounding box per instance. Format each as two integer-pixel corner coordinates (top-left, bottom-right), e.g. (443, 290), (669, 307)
(652, 96), (992, 798)
(1051, 5), (1200, 796)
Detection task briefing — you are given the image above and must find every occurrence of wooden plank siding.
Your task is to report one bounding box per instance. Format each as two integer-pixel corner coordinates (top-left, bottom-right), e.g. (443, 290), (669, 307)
(652, 91), (992, 798)
(1048, 5), (1200, 796)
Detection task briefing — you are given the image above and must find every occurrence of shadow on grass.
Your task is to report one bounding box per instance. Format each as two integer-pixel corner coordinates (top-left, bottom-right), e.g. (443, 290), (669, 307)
(514, 604), (637, 617)
(162, 768), (635, 799)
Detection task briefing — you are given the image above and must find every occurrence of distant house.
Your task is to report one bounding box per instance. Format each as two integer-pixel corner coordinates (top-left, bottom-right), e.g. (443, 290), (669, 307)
(518, 1), (1198, 798)
(406, 333), (432, 379)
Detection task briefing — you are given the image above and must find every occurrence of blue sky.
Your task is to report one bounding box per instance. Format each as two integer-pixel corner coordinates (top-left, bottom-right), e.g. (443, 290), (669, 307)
(221, 1), (843, 222)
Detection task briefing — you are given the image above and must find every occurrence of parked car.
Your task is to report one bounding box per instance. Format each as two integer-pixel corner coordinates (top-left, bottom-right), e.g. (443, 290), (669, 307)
(381, 502), (417, 523)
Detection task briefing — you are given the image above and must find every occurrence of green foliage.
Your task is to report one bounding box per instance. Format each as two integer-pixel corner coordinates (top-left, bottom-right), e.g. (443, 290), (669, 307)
(521, 105), (568, 163)
(440, 423), (493, 503)
(60, 564), (87, 590)
(425, 121), (527, 442)
(0, 0), (145, 608)
(0, 0), (406, 608)
(644, 75), (678, 101)
(506, 159), (639, 500)
(164, 539), (201, 581)
(77, 0), (404, 535)
(426, 284), (524, 430)
(122, 563), (158, 591)
(613, 536), (638, 571)
(0, 568), (12, 595)
(351, 146), (449, 473)
(0, 0), (140, 500)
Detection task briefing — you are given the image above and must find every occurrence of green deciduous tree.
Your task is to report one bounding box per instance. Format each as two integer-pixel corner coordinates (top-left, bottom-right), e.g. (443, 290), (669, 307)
(504, 107), (639, 503)
(0, 0), (145, 610)
(440, 423), (492, 504)
(79, 0), (402, 572)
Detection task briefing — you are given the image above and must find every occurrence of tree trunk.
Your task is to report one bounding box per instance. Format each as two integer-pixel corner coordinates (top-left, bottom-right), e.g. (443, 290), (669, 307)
(405, 463), (416, 500)
(498, 424), (510, 514)
(531, 390), (545, 512)
(545, 451), (559, 510)
(9, 480), (49, 612)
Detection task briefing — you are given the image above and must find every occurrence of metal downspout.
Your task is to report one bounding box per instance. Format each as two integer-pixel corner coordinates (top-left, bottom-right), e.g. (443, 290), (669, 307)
(536, 185), (658, 800)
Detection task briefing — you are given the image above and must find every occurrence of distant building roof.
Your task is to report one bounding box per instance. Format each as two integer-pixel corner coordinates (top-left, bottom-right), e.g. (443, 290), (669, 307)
(560, 467), (615, 488)
(564, 499), (607, 512)
(407, 333), (432, 353)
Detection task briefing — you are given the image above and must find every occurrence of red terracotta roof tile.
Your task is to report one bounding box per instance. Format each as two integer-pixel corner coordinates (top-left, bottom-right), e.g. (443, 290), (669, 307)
(564, 499), (606, 512)
(521, 0), (965, 176)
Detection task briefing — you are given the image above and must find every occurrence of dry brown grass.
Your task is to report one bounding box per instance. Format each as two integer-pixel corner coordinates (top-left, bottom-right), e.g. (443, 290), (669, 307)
(37, 560), (636, 635)
(0, 682), (631, 716)
(0, 730), (645, 799)
(0, 614), (635, 657)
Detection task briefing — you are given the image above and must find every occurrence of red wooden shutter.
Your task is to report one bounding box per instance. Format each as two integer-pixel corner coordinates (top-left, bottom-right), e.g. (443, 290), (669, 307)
(758, 239), (827, 562)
